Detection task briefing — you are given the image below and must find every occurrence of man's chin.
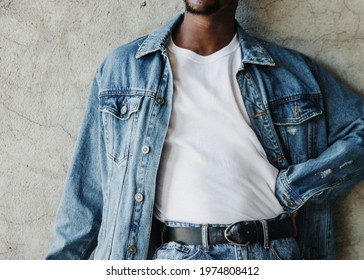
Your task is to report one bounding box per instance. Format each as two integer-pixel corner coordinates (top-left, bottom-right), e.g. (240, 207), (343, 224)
(184, 0), (220, 16)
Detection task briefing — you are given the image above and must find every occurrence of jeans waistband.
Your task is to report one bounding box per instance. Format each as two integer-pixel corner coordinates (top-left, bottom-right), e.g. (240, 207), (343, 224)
(164, 212), (291, 228)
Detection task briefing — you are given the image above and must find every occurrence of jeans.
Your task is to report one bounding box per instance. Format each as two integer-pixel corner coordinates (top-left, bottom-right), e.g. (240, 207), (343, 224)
(152, 221), (301, 260)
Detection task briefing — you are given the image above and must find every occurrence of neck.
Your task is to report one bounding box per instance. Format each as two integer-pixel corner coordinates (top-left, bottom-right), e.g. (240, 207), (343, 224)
(173, 7), (237, 56)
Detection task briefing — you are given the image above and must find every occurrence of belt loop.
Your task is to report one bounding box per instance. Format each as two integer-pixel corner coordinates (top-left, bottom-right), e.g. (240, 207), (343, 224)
(260, 220), (270, 249)
(202, 224), (209, 248)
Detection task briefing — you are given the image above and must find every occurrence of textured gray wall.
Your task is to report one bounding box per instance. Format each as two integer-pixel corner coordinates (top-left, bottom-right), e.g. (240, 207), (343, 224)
(0, 0), (362, 259)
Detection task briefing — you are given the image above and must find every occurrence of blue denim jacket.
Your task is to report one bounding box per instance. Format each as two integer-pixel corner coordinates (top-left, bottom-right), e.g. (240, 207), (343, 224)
(46, 14), (364, 260)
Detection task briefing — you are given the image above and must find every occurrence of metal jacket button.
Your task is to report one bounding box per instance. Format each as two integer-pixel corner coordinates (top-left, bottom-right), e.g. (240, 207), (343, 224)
(135, 193), (144, 202)
(142, 146), (150, 154)
(127, 246), (137, 254)
(156, 96), (165, 105)
(282, 194), (295, 207)
(120, 105), (128, 115)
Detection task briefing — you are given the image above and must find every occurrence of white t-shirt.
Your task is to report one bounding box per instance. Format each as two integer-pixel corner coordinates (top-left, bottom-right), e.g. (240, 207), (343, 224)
(155, 35), (284, 224)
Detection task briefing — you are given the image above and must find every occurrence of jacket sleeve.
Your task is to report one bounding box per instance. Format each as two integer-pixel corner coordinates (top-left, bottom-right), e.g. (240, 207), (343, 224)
(46, 72), (105, 259)
(275, 60), (364, 210)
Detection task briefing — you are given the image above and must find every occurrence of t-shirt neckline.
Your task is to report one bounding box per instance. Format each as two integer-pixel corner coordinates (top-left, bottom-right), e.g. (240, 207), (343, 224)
(167, 34), (239, 64)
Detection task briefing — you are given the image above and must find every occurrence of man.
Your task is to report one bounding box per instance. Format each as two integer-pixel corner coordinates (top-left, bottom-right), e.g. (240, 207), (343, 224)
(46, 0), (364, 260)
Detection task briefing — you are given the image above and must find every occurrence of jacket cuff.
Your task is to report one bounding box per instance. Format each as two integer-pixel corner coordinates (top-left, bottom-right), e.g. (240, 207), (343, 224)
(275, 170), (304, 211)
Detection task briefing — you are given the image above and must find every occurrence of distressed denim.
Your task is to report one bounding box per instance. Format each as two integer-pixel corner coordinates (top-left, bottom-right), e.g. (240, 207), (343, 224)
(46, 14), (364, 260)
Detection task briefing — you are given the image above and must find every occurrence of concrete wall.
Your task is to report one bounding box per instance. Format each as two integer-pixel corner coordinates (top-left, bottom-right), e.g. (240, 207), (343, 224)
(0, 0), (362, 259)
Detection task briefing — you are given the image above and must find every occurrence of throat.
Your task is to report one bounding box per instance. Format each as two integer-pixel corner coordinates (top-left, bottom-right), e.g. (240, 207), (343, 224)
(172, 15), (236, 56)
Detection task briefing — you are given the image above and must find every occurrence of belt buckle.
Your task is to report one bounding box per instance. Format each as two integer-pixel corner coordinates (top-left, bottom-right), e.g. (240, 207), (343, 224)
(224, 221), (252, 246)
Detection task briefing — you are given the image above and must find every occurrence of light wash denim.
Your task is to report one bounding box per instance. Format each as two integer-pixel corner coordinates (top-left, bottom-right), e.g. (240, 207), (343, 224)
(46, 14), (364, 260)
(153, 241), (300, 260)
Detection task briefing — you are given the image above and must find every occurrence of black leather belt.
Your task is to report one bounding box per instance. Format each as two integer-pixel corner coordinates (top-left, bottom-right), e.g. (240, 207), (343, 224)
(162, 218), (295, 246)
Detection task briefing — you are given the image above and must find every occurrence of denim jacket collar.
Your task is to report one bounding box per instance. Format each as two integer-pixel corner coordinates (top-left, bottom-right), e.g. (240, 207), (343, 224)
(136, 13), (275, 67)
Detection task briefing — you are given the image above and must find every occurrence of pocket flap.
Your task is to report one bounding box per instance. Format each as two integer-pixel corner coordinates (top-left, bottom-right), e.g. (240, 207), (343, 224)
(271, 95), (322, 125)
(99, 95), (143, 120)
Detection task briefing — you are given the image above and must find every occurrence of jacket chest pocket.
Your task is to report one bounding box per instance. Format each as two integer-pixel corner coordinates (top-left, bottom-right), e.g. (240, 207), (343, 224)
(270, 95), (323, 164)
(100, 94), (144, 165)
